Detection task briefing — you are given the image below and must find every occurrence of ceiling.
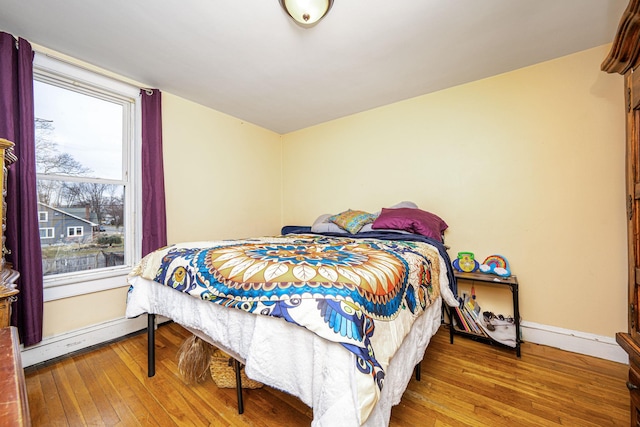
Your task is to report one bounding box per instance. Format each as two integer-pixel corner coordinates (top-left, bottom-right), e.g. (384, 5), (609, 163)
(0, 0), (629, 134)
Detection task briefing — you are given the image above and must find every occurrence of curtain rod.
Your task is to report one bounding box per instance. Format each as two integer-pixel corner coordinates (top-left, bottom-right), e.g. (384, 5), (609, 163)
(34, 49), (155, 95)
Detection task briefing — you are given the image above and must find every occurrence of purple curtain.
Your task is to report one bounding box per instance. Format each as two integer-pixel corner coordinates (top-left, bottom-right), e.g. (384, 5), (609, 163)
(0, 32), (44, 346)
(141, 89), (167, 257)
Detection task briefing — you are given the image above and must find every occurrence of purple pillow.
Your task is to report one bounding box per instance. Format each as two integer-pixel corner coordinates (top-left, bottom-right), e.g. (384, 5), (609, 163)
(371, 208), (448, 241)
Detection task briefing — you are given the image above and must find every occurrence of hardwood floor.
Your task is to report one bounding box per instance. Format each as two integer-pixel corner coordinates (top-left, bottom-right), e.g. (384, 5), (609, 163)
(24, 322), (629, 426)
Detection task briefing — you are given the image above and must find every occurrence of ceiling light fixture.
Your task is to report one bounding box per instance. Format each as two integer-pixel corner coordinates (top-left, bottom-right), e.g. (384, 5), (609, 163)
(279, 0), (334, 26)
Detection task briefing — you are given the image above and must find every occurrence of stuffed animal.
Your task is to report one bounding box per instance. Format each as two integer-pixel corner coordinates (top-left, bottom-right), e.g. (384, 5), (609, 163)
(479, 255), (511, 277)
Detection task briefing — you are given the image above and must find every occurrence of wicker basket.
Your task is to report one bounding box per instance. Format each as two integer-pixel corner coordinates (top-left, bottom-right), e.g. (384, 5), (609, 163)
(209, 348), (263, 389)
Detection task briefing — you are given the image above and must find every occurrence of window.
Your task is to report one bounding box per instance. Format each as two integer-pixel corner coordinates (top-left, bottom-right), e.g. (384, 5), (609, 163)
(39, 228), (54, 239)
(67, 226), (84, 237)
(33, 53), (141, 299)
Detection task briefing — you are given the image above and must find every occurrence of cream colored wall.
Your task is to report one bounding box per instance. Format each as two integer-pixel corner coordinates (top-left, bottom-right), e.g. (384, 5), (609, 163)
(282, 44), (627, 338)
(42, 287), (129, 336)
(162, 93), (282, 243)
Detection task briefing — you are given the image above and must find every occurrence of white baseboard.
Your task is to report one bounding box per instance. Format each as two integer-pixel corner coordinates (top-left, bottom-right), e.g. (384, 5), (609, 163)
(521, 320), (628, 364)
(20, 315), (168, 368)
(20, 316), (629, 368)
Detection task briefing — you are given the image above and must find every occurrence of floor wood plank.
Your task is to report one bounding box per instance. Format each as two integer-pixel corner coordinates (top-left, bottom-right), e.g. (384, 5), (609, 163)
(24, 322), (629, 426)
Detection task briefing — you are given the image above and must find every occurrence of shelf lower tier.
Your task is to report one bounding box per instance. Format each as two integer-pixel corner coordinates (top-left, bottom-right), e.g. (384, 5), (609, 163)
(447, 309), (521, 357)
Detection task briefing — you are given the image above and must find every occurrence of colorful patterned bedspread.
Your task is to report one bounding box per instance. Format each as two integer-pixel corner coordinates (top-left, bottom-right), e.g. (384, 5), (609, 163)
(130, 233), (442, 422)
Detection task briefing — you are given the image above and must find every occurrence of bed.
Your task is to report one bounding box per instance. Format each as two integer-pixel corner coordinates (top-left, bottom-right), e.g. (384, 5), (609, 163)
(126, 206), (458, 426)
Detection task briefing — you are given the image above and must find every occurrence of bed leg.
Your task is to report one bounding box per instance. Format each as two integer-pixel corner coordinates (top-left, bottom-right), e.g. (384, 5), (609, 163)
(414, 363), (421, 381)
(148, 313), (156, 377)
(234, 359), (244, 414)
(445, 304), (454, 344)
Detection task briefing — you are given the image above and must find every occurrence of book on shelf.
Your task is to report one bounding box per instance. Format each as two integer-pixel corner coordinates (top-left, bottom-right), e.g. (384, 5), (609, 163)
(460, 302), (477, 333)
(452, 294), (489, 337)
(452, 306), (471, 332)
(465, 305), (488, 336)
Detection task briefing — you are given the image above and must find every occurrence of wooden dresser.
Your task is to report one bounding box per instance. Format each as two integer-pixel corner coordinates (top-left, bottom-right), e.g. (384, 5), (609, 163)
(0, 270), (19, 328)
(0, 138), (19, 328)
(0, 326), (30, 426)
(602, 1), (640, 424)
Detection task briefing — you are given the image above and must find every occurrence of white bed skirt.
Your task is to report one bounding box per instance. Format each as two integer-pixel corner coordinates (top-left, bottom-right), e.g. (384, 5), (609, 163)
(126, 276), (448, 426)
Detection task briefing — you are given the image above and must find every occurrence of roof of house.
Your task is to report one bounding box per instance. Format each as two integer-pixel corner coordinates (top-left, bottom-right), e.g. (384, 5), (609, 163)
(38, 202), (98, 227)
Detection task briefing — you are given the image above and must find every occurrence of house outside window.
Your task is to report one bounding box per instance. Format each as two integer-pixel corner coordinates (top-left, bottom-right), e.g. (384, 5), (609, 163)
(33, 53), (141, 300)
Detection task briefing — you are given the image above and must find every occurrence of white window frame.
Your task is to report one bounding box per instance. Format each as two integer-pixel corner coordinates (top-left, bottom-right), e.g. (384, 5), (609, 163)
(67, 226), (84, 237)
(38, 211), (48, 222)
(39, 228), (54, 239)
(34, 53), (142, 302)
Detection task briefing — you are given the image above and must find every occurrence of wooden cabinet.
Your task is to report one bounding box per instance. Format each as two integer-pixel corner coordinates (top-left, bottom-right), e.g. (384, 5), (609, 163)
(602, 1), (640, 424)
(0, 138), (19, 328)
(0, 279), (19, 328)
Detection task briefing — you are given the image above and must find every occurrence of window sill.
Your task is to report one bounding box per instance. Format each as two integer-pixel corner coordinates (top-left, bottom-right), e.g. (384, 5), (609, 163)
(43, 267), (132, 302)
